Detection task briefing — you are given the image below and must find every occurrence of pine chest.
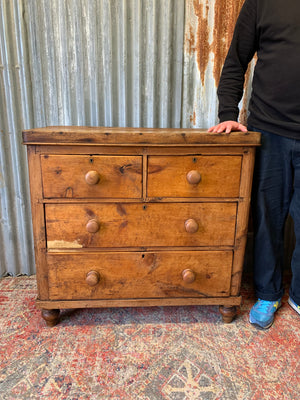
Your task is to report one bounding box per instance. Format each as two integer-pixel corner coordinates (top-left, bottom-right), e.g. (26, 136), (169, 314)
(23, 127), (260, 326)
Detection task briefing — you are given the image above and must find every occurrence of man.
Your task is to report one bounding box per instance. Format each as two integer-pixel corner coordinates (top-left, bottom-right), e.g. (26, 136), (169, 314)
(209, 0), (300, 329)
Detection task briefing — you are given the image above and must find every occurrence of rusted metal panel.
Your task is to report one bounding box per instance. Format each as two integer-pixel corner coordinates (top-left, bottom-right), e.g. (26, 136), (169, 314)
(182, 0), (254, 128)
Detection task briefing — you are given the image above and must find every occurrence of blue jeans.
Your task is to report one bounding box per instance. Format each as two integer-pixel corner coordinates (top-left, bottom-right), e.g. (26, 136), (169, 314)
(250, 127), (300, 305)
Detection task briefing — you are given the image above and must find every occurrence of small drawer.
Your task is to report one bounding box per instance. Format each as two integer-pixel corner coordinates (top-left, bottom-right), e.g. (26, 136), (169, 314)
(47, 251), (233, 300)
(45, 202), (237, 249)
(147, 155), (242, 198)
(41, 155), (142, 198)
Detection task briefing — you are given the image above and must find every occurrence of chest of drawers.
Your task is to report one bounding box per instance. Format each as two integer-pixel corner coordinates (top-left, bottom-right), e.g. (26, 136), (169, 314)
(23, 127), (260, 326)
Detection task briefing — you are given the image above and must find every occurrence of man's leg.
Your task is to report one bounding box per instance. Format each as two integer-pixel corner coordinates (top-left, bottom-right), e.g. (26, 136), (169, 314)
(288, 139), (300, 313)
(250, 129), (293, 328)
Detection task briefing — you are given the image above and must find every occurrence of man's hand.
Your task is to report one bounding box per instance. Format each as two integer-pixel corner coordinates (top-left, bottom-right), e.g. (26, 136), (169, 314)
(208, 121), (247, 134)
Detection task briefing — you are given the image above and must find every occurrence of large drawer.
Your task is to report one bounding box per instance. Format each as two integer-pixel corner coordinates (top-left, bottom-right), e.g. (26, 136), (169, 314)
(41, 155), (142, 198)
(47, 251), (233, 300)
(147, 155), (242, 198)
(45, 202), (237, 249)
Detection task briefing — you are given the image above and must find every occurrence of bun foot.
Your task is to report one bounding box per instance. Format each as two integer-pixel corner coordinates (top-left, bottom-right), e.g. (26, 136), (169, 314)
(41, 309), (60, 327)
(219, 306), (237, 323)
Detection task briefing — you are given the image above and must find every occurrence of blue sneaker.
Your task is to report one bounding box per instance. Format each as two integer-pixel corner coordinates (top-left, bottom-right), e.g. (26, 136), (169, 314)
(288, 297), (300, 315)
(249, 299), (281, 329)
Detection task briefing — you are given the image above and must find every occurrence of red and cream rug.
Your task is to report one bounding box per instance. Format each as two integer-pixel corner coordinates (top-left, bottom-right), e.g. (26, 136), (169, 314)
(0, 274), (299, 399)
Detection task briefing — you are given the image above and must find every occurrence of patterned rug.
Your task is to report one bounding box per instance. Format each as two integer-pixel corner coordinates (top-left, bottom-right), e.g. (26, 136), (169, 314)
(0, 273), (299, 400)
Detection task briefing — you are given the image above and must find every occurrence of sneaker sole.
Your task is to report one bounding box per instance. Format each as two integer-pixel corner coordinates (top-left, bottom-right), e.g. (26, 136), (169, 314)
(288, 298), (300, 316)
(249, 315), (274, 330)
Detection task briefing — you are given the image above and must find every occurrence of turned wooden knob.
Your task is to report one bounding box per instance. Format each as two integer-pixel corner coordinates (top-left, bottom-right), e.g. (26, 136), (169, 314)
(184, 218), (199, 233)
(86, 219), (100, 233)
(86, 270), (100, 286)
(182, 269), (196, 283)
(186, 170), (201, 184)
(85, 170), (100, 185)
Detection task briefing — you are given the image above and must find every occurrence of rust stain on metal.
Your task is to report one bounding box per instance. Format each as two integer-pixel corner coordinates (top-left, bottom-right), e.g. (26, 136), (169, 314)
(190, 110), (196, 125)
(186, 24), (196, 55)
(193, 1), (210, 85)
(212, 0), (245, 84)
(186, 0), (245, 86)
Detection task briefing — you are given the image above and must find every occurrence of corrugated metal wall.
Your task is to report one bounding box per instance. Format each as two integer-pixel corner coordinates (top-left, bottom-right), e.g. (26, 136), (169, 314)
(24, 0), (185, 128)
(0, 0), (35, 276)
(2, 0), (290, 276)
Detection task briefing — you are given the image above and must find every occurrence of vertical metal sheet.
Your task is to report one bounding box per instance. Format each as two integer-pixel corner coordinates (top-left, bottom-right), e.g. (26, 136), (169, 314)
(24, 0), (185, 128)
(0, 0), (34, 276)
(0, 0), (294, 275)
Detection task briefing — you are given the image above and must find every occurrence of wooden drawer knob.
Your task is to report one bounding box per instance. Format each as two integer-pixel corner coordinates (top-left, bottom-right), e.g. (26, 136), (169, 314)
(86, 219), (100, 233)
(184, 218), (199, 233)
(186, 170), (201, 184)
(86, 270), (100, 286)
(182, 269), (196, 283)
(85, 170), (100, 185)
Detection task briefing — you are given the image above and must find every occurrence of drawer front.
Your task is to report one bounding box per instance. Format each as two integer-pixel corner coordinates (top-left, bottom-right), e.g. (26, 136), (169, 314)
(45, 202), (237, 249)
(147, 155), (242, 198)
(41, 155), (142, 198)
(47, 251), (233, 299)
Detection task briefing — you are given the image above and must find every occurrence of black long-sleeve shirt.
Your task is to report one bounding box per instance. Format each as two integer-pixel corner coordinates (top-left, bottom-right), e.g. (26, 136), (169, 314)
(217, 0), (300, 138)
